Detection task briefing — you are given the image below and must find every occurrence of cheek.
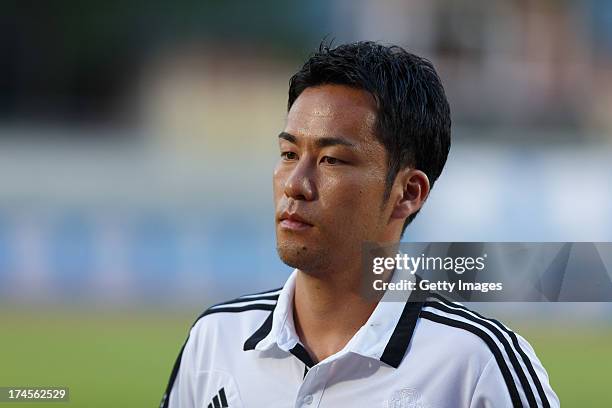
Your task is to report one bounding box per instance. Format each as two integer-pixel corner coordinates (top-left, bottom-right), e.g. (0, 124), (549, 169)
(319, 175), (384, 227)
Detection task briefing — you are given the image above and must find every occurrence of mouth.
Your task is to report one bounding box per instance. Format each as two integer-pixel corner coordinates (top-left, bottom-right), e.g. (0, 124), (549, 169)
(278, 212), (313, 231)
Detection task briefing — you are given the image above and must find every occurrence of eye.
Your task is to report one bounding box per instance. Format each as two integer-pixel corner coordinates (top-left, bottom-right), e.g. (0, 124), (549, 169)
(320, 156), (343, 165)
(281, 151), (298, 161)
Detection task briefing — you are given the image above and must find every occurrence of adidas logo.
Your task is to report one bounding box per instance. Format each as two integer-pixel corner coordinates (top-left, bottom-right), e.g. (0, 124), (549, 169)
(207, 387), (229, 408)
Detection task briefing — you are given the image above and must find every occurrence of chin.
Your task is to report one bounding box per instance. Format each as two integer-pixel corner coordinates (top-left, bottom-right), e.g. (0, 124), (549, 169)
(276, 240), (329, 271)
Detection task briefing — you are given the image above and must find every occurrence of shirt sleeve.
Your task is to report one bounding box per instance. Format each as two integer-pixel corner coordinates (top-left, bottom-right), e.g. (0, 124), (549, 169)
(470, 334), (560, 408)
(469, 356), (512, 408)
(160, 325), (200, 408)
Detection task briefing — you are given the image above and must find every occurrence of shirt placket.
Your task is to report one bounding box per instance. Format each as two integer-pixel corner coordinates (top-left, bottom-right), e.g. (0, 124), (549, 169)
(294, 362), (332, 408)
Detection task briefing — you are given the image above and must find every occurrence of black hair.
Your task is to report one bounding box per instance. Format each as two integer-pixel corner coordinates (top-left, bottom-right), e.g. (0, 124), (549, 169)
(288, 41), (451, 234)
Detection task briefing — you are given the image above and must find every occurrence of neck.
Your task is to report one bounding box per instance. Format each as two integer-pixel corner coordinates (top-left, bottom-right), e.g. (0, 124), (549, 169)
(292, 266), (378, 364)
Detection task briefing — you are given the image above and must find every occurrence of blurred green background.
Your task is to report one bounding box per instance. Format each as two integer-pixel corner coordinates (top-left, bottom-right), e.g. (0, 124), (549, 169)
(1, 308), (611, 407)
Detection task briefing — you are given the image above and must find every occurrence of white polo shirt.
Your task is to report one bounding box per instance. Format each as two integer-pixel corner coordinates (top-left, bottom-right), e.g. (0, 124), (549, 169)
(161, 269), (559, 408)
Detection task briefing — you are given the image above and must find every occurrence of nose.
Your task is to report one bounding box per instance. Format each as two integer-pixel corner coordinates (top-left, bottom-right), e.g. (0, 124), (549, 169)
(284, 159), (316, 201)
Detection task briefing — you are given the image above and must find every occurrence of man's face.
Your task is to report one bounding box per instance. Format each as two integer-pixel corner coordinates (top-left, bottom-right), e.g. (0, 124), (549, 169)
(273, 84), (392, 273)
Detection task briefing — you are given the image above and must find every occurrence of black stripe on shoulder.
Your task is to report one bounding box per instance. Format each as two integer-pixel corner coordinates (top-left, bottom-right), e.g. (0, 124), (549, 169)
(209, 293), (279, 309)
(201, 303), (276, 317)
(429, 294), (550, 408)
(160, 302), (276, 408)
(205, 286), (282, 309)
(420, 310), (523, 408)
(425, 300), (538, 407)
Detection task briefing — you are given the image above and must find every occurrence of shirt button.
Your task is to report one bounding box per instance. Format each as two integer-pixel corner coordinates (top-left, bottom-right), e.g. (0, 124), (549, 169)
(303, 394), (313, 405)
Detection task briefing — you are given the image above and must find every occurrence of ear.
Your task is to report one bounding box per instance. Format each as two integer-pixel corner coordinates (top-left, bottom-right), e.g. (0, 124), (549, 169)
(389, 168), (430, 221)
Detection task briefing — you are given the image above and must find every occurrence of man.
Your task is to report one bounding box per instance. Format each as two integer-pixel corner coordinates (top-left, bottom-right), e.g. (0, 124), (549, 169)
(161, 42), (559, 408)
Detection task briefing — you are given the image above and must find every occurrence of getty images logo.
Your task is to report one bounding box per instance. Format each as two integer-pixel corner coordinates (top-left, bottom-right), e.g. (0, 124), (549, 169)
(207, 387), (229, 408)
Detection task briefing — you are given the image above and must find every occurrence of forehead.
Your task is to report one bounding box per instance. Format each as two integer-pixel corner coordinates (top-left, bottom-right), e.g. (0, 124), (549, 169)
(285, 85), (379, 145)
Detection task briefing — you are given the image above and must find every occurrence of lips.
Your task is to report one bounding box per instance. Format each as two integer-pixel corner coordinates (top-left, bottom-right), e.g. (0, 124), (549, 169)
(278, 211), (313, 231)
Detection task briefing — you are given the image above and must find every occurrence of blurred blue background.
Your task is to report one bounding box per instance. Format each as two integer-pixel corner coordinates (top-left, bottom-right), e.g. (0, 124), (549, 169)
(1, 0), (611, 308)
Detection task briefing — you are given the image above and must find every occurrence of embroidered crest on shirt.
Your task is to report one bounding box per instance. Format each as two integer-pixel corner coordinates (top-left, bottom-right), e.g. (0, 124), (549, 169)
(384, 388), (424, 408)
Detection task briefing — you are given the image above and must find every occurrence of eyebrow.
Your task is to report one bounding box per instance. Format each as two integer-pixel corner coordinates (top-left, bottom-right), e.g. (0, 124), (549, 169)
(278, 132), (356, 148)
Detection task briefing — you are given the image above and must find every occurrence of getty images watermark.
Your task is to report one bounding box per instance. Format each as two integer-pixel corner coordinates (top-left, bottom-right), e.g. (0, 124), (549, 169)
(371, 252), (503, 294)
(361, 242), (612, 302)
